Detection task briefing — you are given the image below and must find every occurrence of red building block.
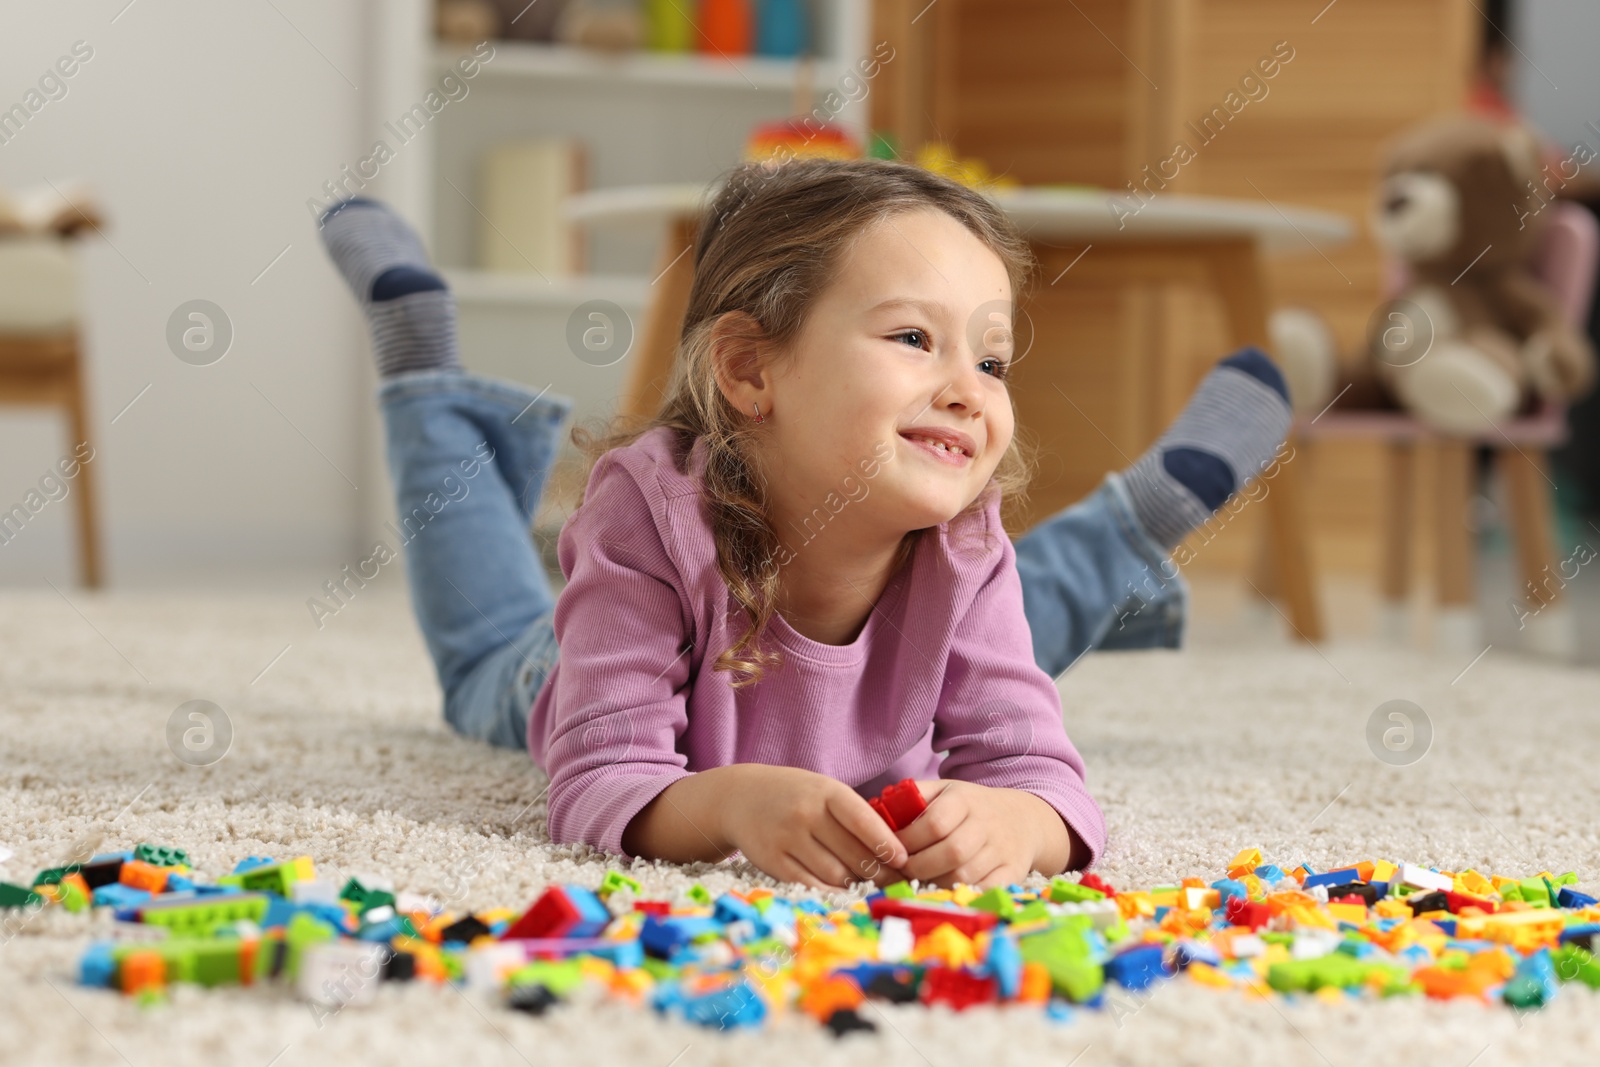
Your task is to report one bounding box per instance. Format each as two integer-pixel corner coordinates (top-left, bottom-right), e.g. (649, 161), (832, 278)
(1079, 873), (1118, 898)
(869, 779), (927, 832)
(500, 886), (608, 941)
(1225, 897), (1271, 930)
(868, 896), (998, 939)
(920, 965), (997, 1010)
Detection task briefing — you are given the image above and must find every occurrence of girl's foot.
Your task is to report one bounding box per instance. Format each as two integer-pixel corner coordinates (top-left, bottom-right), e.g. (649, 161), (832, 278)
(1119, 347), (1292, 549)
(318, 198), (464, 378)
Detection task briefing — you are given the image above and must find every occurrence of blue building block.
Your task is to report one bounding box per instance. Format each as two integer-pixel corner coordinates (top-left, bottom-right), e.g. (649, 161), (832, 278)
(1105, 944), (1167, 990)
(1303, 868), (1362, 890)
(91, 884), (151, 910)
(1254, 864), (1287, 883)
(985, 929), (1022, 998)
(1210, 878), (1248, 906)
(794, 899), (829, 916)
(232, 856), (276, 874)
(679, 980), (767, 1029)
(584, 938), (644, 970)
(1045, 998), (1076, 1023)
(640, 915), (721, 958)
(1558, 887), (1599, 909)
(79, 942), (116, 988)
(165, 875), (197, 893)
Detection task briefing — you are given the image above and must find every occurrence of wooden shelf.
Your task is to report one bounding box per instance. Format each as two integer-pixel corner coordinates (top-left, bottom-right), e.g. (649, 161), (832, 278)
(433, 40), (842, 93)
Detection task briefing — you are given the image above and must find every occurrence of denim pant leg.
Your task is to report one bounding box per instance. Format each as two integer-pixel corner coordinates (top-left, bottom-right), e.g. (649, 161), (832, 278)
(1014, 472), (1188, 677)
(378, 370), (571, 750)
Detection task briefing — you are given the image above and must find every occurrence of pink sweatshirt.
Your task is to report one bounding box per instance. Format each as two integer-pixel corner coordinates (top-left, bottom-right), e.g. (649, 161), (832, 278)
(528, 426), (1106, 866)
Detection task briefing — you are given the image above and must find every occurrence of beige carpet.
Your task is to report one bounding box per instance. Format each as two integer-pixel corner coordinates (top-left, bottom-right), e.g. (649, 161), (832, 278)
(2, 583), (1599, 1067)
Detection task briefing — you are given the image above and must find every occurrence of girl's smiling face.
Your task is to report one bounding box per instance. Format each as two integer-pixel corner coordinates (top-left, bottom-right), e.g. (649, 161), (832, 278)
(747, 206), (1017, 541)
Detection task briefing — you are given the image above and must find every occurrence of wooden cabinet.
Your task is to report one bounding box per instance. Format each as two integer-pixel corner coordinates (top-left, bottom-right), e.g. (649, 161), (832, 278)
(874, 0), (1476, 571)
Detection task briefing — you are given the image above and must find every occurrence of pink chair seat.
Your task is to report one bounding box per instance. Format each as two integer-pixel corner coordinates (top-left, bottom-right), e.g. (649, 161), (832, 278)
(1295, 199), (1596, 447)
(1300, 401), (1570, 447)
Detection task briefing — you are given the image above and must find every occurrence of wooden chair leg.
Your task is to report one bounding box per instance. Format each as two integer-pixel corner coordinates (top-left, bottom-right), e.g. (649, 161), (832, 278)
(1378, 441), (1414, 641)
(1433, 441), (1478, 651)
(65, 349), (103, 587)
(1500, 448), (1561, 611)
(620, 215), (698, 422)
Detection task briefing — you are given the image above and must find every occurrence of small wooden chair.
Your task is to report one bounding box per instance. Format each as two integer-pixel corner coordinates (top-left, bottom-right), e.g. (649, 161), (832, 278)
(1296, 201), (1598, 656)
(0, 234), (101, 586)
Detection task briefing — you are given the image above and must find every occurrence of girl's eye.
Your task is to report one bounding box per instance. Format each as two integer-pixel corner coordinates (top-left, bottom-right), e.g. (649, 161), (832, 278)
(891, 329), (929, 349)
(979, 357), (1012, 381)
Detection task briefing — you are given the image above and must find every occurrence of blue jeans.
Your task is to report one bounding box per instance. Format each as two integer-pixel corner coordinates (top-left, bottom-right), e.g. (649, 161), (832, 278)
(379, 370), (1186, 751)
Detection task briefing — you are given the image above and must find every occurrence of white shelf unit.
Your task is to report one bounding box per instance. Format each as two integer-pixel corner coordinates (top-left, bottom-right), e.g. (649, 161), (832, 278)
(422, 2), (870, 286)
(360, 1), (870, 534)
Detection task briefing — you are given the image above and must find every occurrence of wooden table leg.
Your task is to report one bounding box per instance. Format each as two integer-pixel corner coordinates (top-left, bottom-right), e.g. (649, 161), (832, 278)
(620, 215), (699, 421)
(1203, 240), (1325, 642)
(1434, 441), (1475, 609)
(65, 347), (102, 587)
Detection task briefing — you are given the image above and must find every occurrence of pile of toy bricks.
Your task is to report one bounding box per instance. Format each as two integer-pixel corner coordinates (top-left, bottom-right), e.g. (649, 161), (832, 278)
(6, 841), (1600, 1032)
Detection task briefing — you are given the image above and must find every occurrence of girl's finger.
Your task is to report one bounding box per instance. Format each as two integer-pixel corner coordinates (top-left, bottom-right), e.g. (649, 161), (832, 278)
(895, 782), (967, 855)
(814, 810), (897, 885)
(795, 837), (856, 889)
(777, 851), (835, 891)
(900, 819), (983, 884)
(824, 790), (908, 868)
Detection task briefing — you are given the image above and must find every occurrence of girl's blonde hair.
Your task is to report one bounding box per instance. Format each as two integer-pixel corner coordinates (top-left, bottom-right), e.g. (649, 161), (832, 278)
(572, 157), (1038, 686)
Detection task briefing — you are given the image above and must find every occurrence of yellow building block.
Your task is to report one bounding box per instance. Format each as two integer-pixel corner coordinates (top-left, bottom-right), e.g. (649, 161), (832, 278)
(1371, 860), (1397, 883)
(1327, 902), (1367, 924)
(911, 923), (978, 969)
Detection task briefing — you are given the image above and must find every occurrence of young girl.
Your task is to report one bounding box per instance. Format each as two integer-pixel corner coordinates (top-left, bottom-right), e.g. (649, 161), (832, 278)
(320, 159), (1290, 890)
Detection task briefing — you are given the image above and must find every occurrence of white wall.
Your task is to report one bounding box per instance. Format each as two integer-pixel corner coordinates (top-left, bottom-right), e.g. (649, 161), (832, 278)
(1515, 0), (1600, 154)
(0, 0), (377, 586)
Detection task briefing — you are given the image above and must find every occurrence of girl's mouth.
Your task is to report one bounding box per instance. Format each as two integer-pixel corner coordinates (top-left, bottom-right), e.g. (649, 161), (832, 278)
(899, 432), (972, 467)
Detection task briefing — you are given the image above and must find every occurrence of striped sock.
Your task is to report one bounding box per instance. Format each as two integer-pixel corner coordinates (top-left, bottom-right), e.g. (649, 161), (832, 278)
(1120, 347), (1292, 549)
(318, 198), (463, 378)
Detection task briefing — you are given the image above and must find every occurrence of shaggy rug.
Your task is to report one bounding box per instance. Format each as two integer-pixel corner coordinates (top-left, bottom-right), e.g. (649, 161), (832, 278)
(1, 583), (1597, 1067)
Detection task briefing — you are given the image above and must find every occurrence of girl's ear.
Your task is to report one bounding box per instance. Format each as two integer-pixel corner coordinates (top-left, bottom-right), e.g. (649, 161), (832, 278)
(710, 310), (772, 404)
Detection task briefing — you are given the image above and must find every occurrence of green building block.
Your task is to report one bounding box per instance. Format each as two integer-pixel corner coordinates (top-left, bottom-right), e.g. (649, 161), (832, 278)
(133, 844), (191, 869)
(281, 912), (336, 981)
(1014, 900), (1052, 925)
(31, 865), (82, 888)
(219, 858), (313, 899)
(1520, 878), (1555, 908)
(1048, 879), (1106, 904)
(0, 883), (43, 909)
(1267, 954), (1407, 994)
(338, 878), (396, 914)
(58, 878), (89, 914)
(1553, 945), (1600, 989)
(190, 941), (245, 987)
(139, 894), (270, 937)
(641, 956), (675, 980)
(847, 912), (877, 935)
(598, 871), (641, 897)
(686, 884), (712, 906)
(507, 959), (584, 996)
(883, 881), (916, 900)
(1019, 923), (1103, 1002)
(971, 887), (1017, 920)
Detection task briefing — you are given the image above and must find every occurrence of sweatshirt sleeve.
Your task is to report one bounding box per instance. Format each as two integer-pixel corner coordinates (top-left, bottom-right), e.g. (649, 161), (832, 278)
(929, 508), (1108, 870)
(541, 457), (696, 858)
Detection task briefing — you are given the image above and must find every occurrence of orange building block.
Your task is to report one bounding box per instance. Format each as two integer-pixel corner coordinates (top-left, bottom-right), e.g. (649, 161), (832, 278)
(119, 950), (165, 995)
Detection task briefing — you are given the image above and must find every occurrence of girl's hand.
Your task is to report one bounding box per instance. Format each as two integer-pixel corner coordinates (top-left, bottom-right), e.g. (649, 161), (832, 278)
(892, 780), (1077, 889)
(722, 765), (909, 890)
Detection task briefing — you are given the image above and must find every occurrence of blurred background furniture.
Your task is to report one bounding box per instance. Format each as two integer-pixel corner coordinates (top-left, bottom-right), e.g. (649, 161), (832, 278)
(1293, 201), (1599, 656)
(0, 234), (101, 586)
(869, 0), (1479, 610)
